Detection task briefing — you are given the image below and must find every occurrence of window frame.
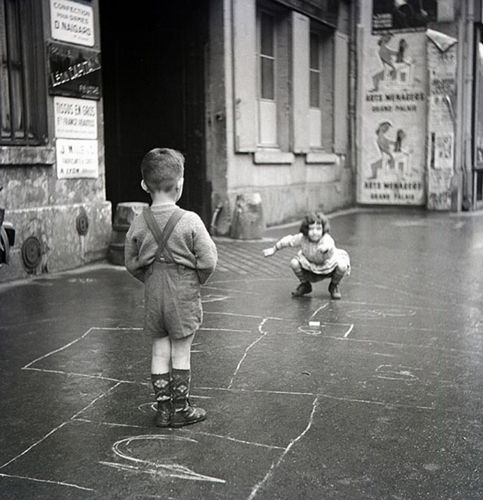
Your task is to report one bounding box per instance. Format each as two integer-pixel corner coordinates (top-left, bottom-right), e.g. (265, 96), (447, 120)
(309, 22), (335, 152)
(0, 0), (47, 146)
(256, 7), (279, 148)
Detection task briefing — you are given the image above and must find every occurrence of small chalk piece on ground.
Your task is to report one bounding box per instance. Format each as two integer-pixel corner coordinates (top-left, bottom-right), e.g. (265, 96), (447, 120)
(308, 321), (320, 327)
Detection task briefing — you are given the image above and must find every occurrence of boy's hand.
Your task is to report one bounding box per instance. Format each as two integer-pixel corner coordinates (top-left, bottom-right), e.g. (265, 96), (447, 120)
(263, 246), (276, 257)
(137, 255), (155, 268)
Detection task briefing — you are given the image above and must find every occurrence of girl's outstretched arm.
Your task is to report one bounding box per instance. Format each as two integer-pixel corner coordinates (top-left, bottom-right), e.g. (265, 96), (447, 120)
(263, 233), (304, 257)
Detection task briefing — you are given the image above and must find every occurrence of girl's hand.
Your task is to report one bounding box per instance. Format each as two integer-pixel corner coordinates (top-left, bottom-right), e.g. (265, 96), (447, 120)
(263, 246), (276, 257)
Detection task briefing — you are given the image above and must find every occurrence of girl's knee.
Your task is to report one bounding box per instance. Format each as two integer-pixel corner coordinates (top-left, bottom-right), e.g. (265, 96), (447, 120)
(290, 258), (301, 271)
(337, 263), (349, 275)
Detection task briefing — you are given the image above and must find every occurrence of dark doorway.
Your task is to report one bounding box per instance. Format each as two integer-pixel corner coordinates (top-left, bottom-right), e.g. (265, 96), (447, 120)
(100, 1), (210, 222)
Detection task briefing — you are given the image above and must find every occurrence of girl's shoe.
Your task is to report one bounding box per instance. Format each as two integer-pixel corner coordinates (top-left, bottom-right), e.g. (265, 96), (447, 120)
(292, 281), (312, 297)
(328, 281), (341, 299)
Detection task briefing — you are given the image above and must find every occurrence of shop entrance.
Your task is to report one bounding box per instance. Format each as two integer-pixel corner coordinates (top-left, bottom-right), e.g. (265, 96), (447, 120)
(99, 1), (210, 222)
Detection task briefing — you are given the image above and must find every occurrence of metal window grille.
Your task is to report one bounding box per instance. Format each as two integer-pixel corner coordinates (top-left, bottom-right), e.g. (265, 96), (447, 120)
(0, 0), (46, 145)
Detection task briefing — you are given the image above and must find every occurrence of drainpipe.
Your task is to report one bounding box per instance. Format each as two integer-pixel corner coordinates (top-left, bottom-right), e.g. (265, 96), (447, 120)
(457, 0), (475, 209)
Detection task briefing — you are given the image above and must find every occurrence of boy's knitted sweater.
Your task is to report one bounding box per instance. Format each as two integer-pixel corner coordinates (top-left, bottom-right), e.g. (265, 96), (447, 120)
(124, 203), (217, 284)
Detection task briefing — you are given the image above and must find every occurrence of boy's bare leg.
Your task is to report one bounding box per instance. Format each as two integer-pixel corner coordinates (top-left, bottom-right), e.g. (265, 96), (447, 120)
(151, 336), (171, 427)
(151, 336), (171, 373)
(170, 334), (206, 427)
(171, 334), (195, 369)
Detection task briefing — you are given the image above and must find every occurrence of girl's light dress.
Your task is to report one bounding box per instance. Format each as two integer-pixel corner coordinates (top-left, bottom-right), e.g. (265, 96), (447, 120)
(276, 232), (350, 276)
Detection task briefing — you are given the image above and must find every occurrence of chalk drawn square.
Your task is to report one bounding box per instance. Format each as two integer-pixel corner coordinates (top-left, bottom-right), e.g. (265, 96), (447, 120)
(77, 383), (315, 449)
(25, 326), (263, 387)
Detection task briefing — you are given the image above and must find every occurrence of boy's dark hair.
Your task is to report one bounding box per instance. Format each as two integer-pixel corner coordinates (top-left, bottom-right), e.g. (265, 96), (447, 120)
(140, 148), (184, 193)
(299, 212), (330, 236)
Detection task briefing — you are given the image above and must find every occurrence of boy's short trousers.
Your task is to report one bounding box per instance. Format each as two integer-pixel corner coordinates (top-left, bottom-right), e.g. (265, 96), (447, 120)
(144, 261), (202, 339)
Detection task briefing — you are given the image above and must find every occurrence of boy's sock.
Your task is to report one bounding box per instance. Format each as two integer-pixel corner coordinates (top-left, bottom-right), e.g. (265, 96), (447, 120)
(151, 373), (171, 427)
(170, 368), (206, 428)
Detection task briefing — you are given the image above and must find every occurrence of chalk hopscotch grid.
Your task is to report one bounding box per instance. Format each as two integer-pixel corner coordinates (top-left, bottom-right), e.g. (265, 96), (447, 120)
(4, 300), (471, 497)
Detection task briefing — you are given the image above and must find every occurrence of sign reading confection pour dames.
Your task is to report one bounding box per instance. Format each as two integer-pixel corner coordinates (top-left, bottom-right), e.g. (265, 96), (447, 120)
(50, 0), (94, 47)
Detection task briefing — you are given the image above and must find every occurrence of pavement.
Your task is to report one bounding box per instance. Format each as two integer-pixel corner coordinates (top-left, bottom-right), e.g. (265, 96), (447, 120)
(0, 207), (482, 499)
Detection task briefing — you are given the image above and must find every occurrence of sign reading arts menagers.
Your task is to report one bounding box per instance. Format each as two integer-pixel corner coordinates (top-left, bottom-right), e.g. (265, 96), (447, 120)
(48, 43), (101, 100)
(358, 32), (427, 205)
(50, 0), (94, 47)
(372, 0), (438, 33)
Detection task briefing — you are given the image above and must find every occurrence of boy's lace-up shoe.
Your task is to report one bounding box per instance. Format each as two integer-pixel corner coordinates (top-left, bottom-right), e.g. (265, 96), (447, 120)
(328, 281), (341, 300)
(292, 281), (312, 297)
(170, 399), (206, 428)
(155, 401), (172, 427)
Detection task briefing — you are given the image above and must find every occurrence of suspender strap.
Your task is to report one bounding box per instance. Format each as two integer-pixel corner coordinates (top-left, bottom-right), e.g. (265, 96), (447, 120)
(143, 207), (186, 261)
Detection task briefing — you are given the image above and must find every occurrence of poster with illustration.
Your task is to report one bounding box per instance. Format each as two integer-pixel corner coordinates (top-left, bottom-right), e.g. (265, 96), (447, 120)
(359, 31), (426, 205)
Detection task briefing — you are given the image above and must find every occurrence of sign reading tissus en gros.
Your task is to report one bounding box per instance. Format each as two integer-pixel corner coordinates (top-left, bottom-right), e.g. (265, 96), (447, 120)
(50, 0), (94, 47)
(54, 97), (97, 139)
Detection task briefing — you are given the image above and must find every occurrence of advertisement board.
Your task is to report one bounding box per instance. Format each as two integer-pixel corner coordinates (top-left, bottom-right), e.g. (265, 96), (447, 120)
(358, 32), (427, 205)
(372, 0), (438, 33)
(50, 0), (94, 47)
(48, 43), (101, 100)
(56, 139), (98, 179)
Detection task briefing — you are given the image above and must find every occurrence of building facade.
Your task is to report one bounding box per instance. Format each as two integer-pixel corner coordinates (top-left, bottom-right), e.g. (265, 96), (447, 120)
(1, 0), (482, 282)
(0, 0), (355, 281)
(357, 0), (483, 210)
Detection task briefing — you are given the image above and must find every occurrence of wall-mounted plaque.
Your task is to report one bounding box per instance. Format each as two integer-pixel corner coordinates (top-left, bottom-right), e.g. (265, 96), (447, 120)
(50, 0), (95, 47)
(372, 0), (438, 34)
(48, 42), (101, 100)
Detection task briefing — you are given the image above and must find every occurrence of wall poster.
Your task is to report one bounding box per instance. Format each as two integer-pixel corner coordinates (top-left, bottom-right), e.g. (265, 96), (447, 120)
(475, 41), (483, 170)
(358, 31), (427, 205)
(372, 0), (438, 33)
(426, 30), (457, 210)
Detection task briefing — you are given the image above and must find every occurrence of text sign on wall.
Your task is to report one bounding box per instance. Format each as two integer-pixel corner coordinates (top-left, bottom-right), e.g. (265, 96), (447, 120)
(56, 139), (98, 179)
(48, 43), (101, 100)
(372, 0), (438, 33)
(54, 97), (97, 139)
(50, 0), (94, 47)
(358, 32), (427, 205)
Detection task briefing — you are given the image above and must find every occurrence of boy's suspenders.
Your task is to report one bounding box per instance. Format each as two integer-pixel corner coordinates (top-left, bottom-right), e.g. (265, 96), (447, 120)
(143, 207), (186, 262)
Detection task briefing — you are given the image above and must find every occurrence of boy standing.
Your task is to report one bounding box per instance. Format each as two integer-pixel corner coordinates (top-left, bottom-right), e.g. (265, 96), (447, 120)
(125, 148), (217, 427)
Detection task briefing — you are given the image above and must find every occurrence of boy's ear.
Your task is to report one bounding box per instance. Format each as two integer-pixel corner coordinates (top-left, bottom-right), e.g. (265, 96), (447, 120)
(141, 180), (150, 193)
(175, 177), (184, 201)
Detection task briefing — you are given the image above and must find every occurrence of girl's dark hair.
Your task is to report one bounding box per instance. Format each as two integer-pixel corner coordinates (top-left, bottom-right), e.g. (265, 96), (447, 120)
(299, 212), (330, 236)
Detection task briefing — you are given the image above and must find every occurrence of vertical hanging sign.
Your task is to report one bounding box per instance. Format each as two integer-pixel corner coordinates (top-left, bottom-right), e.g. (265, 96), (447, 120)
(426, 30), (458, 210)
